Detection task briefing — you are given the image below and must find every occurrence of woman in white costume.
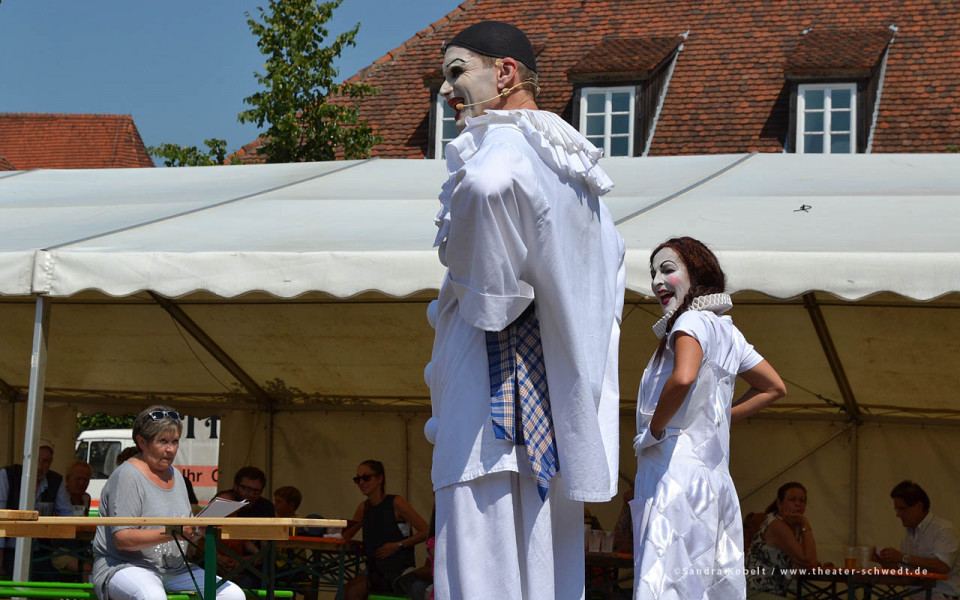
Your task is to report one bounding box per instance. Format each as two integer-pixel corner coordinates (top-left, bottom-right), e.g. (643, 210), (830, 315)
(632, 237), (786, 599)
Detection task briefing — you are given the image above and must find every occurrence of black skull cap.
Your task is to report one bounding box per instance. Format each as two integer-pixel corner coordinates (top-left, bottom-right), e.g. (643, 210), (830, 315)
(446, 21), (537, 72)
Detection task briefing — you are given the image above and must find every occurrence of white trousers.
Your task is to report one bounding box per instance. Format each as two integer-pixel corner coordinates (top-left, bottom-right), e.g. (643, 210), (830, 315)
(434, 470), (585, 600)
(107, 565), (245, 600)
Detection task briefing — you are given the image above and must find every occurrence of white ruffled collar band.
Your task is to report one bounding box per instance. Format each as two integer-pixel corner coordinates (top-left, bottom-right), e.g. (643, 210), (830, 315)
(652, 293), (734, 339)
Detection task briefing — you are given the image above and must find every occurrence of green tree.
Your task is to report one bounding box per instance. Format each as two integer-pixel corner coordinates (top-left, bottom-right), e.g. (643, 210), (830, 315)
(148, 138), (238, 167)
(77, 412), (136, 431)
(238, 0), (381, 162)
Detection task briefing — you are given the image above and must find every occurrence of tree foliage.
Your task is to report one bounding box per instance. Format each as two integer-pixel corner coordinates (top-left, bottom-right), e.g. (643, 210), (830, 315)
(77, 412), (136, 431)
(238, 0), (382, 162)
(148, 139), (239, 167)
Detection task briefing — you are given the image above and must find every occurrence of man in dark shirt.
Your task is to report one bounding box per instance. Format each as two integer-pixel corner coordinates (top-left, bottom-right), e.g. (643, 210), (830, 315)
(230, 466), (275, 518)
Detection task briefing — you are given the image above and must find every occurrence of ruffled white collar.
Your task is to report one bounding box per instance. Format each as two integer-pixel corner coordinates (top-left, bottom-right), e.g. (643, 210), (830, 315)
(434, 109), (614, 248)
(652, 293), (733, 339)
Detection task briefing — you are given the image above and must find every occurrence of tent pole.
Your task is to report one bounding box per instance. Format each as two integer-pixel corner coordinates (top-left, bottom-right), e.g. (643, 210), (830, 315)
(267, 409), (274, 492)
(403, 415), (411, 500)
(13, 296), (51, 581)
(850, 423), (859, 545)
(802, 293), (861, 421)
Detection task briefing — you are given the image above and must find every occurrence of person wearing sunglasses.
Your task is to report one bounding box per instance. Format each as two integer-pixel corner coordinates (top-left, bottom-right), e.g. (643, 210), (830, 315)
(341, 460), (429, 600)
(90, 405), (244, 600)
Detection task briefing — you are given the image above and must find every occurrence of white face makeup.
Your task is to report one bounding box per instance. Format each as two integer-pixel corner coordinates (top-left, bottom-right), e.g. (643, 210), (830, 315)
(439, 46), (501, 132)
(650, 247), (691, 315)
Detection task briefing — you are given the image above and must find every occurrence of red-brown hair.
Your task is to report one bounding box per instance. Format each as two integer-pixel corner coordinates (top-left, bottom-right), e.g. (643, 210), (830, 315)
(651, 237), (726, 360)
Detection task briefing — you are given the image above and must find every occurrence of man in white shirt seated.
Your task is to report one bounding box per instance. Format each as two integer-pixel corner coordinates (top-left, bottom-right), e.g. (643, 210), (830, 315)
(878, 480), (960, 600)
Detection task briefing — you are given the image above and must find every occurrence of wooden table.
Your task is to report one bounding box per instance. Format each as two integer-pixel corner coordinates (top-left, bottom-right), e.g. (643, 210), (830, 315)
(0, 510), (345, 600)
(795, 567), (948, 600)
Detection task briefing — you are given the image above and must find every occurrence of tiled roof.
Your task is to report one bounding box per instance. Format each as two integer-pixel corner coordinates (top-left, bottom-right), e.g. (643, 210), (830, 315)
(318, 0), (959, 157)
(0, 113), (154, 169)
(0, 155), (14, 171)
(569, 36), (684, 78)
(785, 27), (894, 77)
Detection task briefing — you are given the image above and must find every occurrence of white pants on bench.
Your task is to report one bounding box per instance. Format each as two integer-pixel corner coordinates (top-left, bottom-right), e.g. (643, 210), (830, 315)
(107, 565), (245, 600)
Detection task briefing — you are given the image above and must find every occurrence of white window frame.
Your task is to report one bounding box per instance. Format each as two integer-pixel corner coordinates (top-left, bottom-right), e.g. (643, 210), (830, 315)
(796, 83), (857, 154)
(433, 93), (458, 159)
(579, 86), (636, 157)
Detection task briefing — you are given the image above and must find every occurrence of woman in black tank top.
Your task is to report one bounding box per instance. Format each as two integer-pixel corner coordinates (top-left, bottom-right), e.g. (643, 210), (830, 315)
(342, 460), (430, 600)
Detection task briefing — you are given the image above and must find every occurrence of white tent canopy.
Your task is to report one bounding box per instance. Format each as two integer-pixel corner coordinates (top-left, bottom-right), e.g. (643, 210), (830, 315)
(2, 153), (959, 300)
(2, 153), (960, 571)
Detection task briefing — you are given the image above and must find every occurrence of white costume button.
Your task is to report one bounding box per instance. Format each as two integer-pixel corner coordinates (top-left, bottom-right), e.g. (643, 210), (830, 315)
(423, 362), (433, 388)
(424, 417), (438, 444)
(426, 299), (438, 328)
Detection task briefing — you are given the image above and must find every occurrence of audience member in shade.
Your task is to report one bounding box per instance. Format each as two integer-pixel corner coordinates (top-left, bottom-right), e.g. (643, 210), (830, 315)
(745, 482), (818, 599)
(342, 460), (429, 600)
(876, 480), (960, 600)
(0, 442), (66, 578)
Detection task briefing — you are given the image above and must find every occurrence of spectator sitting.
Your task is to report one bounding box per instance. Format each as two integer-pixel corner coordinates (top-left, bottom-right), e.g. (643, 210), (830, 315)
(745, 482), (818, 600)
(342, 460), (429, 600)
(273, 486), (301, 518)
(51, 461), (94, 580)
(877, 480), (960, 599)
(0, 441), (67, 578)
(213, 466), (274, 589)
(90, 405), (243, 600)
(219, 466), (275, 518)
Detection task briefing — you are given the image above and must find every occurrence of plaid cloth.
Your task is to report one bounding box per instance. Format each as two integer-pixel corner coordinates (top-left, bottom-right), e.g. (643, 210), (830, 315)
(486, 304), (559, 500)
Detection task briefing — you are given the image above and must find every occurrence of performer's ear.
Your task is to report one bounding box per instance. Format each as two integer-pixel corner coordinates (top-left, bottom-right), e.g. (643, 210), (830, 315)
(497, 57), (520, 89)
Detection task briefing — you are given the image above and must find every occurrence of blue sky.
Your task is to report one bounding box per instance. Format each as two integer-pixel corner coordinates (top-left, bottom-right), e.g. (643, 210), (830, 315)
(0, 0), (461, 162)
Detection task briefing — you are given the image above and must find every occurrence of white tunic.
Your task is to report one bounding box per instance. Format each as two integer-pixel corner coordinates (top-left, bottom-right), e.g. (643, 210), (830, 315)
(425, 109), (624, 502)
(632, 310), (763, 599)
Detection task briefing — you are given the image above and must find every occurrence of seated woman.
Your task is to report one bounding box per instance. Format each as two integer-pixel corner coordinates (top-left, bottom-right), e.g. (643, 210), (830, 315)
(342, 460), (429, 600)
(91, 405), (245, 600)
(51, 461), (94, 579)
(745, 482), (818, 599)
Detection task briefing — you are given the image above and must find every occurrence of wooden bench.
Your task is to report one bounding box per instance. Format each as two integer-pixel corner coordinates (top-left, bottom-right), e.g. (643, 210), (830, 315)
(0, 580), (293, 599)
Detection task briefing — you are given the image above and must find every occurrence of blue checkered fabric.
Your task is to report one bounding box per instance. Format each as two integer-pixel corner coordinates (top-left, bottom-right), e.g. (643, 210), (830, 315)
(486, 304), (559, 501)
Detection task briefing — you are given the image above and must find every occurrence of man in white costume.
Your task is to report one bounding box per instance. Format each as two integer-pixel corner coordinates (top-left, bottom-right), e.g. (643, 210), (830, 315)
(422, 21), (625, 600)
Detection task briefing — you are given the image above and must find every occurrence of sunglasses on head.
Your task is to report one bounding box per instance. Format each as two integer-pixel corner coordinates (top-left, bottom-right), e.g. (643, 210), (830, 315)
(352, 474), (375, 484)
(148, 410), (180, 421)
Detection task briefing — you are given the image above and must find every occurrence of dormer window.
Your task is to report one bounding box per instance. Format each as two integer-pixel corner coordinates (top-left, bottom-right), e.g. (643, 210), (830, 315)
(796, 83), (856, 154)
(568, 35), (684, 157)
(579, 86), (636, 157)
(784, 27), (894, 154)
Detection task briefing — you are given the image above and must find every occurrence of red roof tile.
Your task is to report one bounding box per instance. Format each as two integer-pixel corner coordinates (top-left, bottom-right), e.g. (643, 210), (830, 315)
(0, 155), (14, 171)
(239, 0), (960, 159)
(785, 27), (894, 77)
(0, 113), (154, 169)
(570, 36), (684, 79)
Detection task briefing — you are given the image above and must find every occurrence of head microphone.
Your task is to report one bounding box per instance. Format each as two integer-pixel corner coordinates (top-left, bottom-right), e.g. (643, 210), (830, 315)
(454, 79), (541, 111)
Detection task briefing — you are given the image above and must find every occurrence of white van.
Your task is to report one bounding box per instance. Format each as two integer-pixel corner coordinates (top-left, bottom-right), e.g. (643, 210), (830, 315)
(75, 415), (221, 513)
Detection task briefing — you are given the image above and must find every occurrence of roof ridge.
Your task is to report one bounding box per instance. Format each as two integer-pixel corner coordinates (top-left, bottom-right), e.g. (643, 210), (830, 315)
(0, 112), (134, 120)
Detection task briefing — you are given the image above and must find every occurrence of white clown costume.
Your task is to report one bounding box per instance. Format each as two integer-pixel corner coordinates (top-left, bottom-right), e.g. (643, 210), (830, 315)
(424, 109), (625, 600)
(632, 297), (762, 600)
